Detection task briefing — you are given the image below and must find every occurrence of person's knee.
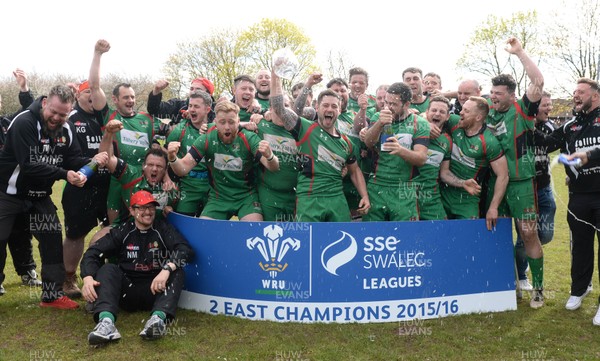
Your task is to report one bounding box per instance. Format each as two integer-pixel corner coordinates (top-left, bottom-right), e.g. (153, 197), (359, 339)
(538, 229), (554, 245)
(96, 263), (119, 278)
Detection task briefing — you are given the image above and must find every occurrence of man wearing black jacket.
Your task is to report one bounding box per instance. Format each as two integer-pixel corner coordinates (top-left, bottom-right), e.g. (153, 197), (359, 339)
(0, 68), (41, 295)
(81, 190), (193, 345)
(538, 78), (600, 324)
(0, 85), (107, 309)
(147, 77), (216, 125)
(61, 80), (110, 299)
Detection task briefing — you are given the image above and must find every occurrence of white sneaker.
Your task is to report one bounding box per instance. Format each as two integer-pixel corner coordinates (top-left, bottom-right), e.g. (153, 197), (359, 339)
(530, 289), (545, 309)
(88, 318), (121, 345)
(518, 279), (533, 292)
(594, 306), (600, 326)
(566, 287), (592, 310)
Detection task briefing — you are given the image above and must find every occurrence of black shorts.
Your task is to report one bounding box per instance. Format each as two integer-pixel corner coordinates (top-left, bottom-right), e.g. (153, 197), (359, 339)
(62, 184), (109, 239)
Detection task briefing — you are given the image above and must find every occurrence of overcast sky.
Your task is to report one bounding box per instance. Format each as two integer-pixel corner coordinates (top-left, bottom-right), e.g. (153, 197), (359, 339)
(0, 0), (565, 94)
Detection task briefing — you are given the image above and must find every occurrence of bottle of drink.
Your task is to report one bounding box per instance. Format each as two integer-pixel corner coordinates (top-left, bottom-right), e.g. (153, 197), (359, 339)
(78, 159), (98, 178)
(380, 124), (394, 152)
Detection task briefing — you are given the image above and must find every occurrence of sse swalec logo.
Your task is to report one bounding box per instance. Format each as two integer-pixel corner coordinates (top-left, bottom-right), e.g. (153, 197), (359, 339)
(321, 231), (358, 276)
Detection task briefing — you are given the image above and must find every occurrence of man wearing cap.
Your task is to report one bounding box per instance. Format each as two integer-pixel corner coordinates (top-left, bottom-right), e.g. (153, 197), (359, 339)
(60, 80), (111, 298)
(147, 76), (216, 126)
(81, 190), (194, 345)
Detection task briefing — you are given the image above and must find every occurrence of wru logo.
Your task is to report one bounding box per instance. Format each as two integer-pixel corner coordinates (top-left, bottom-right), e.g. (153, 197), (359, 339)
(247, 225), (301, 279)
(321, 231), (358, 276)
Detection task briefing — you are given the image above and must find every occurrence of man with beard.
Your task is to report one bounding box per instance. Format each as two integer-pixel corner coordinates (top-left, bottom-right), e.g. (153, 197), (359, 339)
(168, 101), (279, 221)
(514, 91), (556, 296)
(414, 96), (453, 220)
(270, 68), (370, 222)
(439, 96), (508, 229)
(82, 190), (193, 345)
(255, 69), (271, 112)
(536, 78), (600, 322)
(363, 82), (429, 221)
(147, 76), (215, 126)
(485, 37), (546, 308)
(165, 90), (213, 217)
(60, 80), (111, 298)
(0, 85), (108, 309)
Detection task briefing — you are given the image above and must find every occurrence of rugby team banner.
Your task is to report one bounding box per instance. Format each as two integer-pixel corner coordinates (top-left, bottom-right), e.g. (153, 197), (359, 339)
(170, 215), (516, 323)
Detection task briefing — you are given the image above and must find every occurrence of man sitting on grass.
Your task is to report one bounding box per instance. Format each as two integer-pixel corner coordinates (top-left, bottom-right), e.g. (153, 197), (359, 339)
(80, 190), (194, 345)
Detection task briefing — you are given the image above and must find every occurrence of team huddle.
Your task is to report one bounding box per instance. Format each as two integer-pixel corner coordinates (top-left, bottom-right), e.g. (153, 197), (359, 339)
(3, 34), (600, 343)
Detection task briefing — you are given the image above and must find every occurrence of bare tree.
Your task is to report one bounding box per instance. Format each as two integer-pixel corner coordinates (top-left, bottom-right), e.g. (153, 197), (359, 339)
(324, 49), (354, 81)
(456, 11), (541, 96)
(544, 0), (600, 94)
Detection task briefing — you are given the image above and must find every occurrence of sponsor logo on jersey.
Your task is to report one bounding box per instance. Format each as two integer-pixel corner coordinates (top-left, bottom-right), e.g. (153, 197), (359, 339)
(214, 153), (243, 171)
(451, 143), (476, 168)
(336, 119), (358, 138)
(153, 191), (169, 210)
(425, 149), (445, 167)
(396, 133), (414, 149)
(263, 133), (297, 155)
(120, 129), (149, 148)
(487, 121), (507, 136)
(317, 144), (345, 172)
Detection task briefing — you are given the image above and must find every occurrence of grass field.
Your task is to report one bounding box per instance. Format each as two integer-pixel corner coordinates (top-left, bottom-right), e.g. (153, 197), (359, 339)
(0, 162), (599, 361)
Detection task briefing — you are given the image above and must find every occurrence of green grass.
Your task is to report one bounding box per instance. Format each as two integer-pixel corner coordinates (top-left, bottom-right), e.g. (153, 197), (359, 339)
(1, 163), (599, 361)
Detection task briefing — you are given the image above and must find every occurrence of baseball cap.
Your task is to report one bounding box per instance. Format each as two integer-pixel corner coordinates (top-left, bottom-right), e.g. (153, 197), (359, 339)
(191, 77), (215, 96)
(130, 190), (159, 207)
(78, 80), (90, 93)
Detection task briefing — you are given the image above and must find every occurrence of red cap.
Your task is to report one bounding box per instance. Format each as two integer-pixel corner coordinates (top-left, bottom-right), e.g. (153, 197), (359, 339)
(130, 190), (159, 207)
(191, 77), (215, 96)
(78, 80), (90, 93)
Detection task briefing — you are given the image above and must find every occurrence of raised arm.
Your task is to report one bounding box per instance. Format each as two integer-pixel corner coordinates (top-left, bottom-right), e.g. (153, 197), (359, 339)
(167, 141), (198, 177)
(505, 37), (544, 102)
(89, 39), (110, 111)
(99, 120), (122, 173)
(352, 94), (369, 134)
(270, 68), (300, 131)
(293, 73), (322, 117)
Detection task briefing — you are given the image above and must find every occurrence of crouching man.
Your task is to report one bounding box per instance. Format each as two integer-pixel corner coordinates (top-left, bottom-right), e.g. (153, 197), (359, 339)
(80, 190), (194, 345)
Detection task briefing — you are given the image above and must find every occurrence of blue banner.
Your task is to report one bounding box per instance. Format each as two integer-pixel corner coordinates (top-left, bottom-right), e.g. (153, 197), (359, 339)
(171, 215), (516, 323)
